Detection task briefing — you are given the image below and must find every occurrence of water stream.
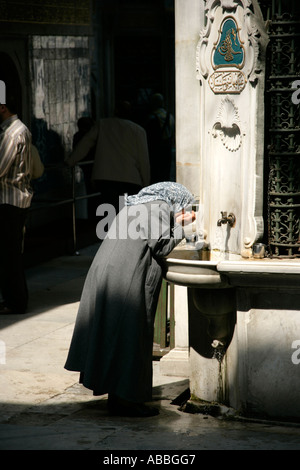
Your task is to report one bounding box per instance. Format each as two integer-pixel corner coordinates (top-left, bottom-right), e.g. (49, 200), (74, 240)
(211, 225), (226, 260)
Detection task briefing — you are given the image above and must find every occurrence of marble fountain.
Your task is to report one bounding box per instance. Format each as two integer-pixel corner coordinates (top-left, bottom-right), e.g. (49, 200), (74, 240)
(160, 0), (300, 421)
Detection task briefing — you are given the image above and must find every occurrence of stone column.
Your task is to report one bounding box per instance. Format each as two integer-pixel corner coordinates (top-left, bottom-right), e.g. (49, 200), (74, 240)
(174, 0), (204, 197)
(159, 0), (205, 378)
(160, 285), (190, 377)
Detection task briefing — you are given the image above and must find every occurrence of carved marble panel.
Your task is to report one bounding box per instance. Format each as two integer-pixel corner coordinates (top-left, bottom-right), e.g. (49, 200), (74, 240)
(195, 0), (269, 256)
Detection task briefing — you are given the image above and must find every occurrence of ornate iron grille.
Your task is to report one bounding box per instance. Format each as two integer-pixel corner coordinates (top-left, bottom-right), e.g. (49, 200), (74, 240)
(262, 0), (300, 257)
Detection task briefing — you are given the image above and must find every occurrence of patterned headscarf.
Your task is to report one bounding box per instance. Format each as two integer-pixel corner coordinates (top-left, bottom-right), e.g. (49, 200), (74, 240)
(125, 182), (194, 213)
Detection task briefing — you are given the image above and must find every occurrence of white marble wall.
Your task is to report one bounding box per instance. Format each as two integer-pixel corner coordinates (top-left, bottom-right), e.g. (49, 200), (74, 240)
(174, 0), (204, 198)
(160, 1), (205, 378)
(220, 288), (300, 419)
(175, 0), (268, 257)
(168, 0), (300, 421)
(196, 1), (268, 256)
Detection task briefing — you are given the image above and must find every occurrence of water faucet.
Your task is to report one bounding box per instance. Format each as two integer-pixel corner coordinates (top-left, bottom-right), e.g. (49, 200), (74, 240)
(217, 211), (236, 227)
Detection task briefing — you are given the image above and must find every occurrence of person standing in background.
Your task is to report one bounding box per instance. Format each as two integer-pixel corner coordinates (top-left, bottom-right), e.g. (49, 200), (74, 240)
(66, 101), (151, 220)
(0, 93), (33, 315)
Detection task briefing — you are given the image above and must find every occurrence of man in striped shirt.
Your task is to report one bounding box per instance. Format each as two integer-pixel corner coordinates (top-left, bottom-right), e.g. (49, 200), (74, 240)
(0, 95), (32, 314)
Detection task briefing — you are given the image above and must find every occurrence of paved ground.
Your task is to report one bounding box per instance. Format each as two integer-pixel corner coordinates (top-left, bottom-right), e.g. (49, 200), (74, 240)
(0, 244), (299, 454)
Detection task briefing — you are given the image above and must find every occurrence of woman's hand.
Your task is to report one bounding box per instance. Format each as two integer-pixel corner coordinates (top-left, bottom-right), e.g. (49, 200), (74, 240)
(175, 210), (196, 226)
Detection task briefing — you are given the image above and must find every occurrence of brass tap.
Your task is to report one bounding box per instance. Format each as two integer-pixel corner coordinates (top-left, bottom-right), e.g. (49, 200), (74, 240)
(217, 211), (236, 227)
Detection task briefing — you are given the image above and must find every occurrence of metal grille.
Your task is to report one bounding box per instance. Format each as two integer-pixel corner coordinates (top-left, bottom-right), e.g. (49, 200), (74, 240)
(263, 0), (300, 257)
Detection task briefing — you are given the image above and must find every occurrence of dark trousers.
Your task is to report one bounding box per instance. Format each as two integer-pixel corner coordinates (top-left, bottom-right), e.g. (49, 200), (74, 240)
(0, 204), (28, 314)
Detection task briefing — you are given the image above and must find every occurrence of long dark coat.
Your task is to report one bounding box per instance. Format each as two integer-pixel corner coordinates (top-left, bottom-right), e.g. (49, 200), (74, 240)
(65, 201), (184, 403)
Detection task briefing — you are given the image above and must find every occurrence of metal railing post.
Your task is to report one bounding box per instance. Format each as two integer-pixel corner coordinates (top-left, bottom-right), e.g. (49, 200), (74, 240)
(71, 166), (78, 255)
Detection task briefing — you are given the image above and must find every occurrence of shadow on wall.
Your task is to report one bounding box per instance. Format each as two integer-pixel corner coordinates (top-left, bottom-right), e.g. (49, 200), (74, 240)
(27, 118), (73, 231)
(188, 287), (237, 359)
(31, 117), (64, 166)
(188, 285), (300, 421)
(30, 117), (69, 199)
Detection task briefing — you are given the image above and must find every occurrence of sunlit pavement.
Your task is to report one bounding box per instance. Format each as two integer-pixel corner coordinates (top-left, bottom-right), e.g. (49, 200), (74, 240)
(0, 244), (299, 452)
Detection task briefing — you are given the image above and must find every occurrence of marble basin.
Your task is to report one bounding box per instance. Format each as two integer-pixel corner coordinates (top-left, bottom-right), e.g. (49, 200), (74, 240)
(164, 246), (300, 289)
(163, 248), (229, 288)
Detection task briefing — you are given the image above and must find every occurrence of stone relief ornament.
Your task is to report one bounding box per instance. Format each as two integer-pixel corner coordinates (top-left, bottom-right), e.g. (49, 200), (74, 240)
(196, 0), (269, 88)
(209, 16), (247, 93)
(212, 97), (242, 151)
(212, 16), (244, 69)
(196, 0), (269, 252)
(209, 70), (246, 94)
